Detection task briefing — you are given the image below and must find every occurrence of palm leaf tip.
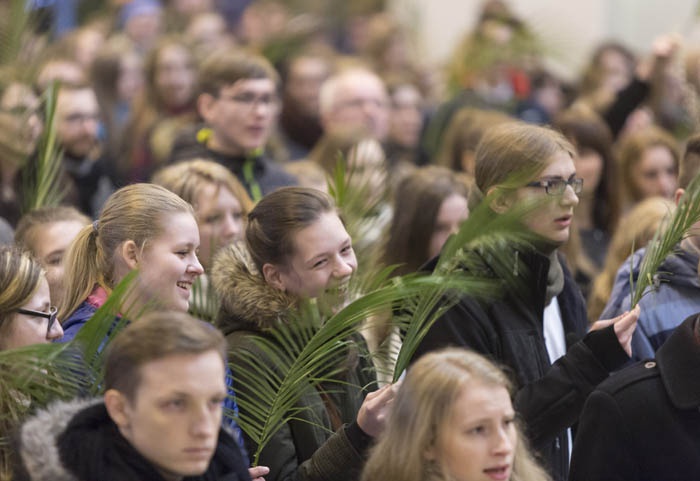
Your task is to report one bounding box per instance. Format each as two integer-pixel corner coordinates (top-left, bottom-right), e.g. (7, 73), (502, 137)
(630, 170), (700, 306)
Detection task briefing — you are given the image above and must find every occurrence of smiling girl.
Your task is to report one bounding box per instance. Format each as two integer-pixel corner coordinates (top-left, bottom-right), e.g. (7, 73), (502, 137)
(59, 183), (204, 342)
(212, 187), (396, 481)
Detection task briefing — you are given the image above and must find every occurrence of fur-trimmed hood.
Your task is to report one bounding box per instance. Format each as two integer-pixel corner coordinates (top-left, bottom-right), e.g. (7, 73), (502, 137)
(212, 242), (298, 334)
(15, 398), (100, 481)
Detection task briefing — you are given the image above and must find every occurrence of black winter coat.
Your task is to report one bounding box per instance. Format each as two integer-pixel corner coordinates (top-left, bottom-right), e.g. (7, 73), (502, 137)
(569, 314), (700, 481)
(413, 248), (628, 481)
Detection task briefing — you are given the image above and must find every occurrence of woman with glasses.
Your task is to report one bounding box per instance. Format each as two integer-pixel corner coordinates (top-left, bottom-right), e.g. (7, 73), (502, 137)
(0, 246), (63, 349)
(412, 122), (639, 481)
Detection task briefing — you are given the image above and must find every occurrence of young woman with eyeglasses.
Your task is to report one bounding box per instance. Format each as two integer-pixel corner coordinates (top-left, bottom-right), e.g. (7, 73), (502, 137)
(0, 246), (63, 349)
(412, 122), (639, 481)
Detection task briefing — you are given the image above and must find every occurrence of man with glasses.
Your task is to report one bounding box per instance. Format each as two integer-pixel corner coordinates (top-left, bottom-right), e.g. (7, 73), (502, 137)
(170, 49), (296, 201)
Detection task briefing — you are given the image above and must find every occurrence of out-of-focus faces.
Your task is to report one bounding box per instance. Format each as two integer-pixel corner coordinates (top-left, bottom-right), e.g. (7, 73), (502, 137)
(0, 276), (63, 349)
(428, 380), (517, 481)
(186, 13), (234, 56)
(388, 84), (423, 149)
(323, 71), (389, 141)
(270, 212), (357, 300)
(155, 44), (196, 111)
(428, 193), (469, 260)
(107, 351), (226, 480)
(134, 212), (204, 312)
(515, 151), (579, 246)
(29, 220), (86, 307)
(0, 82), (43, 164)
(118, 51), (144, 104)
(286, 56), (330, 118)
(598, 48), (633, 94)
(631, 145), (677, 201)
(575, 148), (604, 197)
(55, 87), (100, 158)
(200, 79), (279, 156)
(195, 183), (245, 270)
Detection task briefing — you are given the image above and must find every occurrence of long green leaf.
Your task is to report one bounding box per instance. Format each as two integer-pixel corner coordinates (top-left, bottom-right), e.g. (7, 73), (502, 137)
(232, 273), (473, 465)
(630, 171), (700, 306)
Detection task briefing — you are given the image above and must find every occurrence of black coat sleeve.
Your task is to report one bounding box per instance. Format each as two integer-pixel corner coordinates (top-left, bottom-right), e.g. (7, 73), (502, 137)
(414, 295), (626, 447)
(568, 389), (639, 481)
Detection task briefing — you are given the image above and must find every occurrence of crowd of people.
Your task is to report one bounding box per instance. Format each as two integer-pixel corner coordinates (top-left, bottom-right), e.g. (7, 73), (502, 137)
(2, 0), (700, 480)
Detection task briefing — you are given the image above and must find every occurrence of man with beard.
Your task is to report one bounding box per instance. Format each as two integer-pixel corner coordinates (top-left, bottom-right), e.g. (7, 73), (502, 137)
(54, 83), (113, 217)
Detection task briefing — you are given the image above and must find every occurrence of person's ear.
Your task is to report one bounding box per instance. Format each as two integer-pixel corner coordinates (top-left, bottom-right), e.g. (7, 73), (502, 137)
(104, 389), (132, 431)
(197, 93), (216, 122)
(674, 187), (686, 206)
(120, 240), (140, 270)
(486, 186), (513, 214)
(262, 263), (286, 292)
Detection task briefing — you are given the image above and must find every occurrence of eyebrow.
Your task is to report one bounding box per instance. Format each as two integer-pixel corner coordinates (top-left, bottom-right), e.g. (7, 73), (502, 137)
(540, 173), (577, 181)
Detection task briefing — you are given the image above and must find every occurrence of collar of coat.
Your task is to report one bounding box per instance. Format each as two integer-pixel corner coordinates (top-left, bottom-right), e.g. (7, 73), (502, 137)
(212, 241), (298, 334)
(656, 314), (700, 409)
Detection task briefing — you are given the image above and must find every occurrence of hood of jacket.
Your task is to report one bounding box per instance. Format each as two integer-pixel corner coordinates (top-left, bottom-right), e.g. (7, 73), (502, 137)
(15, 398), (100, 481)
(212, 242), (298, 334)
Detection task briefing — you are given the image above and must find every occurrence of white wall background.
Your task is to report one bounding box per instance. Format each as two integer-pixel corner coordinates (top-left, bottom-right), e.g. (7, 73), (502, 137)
(388, 0), (700, 82)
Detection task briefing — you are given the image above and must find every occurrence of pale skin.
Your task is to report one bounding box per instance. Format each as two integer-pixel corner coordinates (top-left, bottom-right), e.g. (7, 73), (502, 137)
(491, 151), (640, 355)
(263, 211), (400, 438)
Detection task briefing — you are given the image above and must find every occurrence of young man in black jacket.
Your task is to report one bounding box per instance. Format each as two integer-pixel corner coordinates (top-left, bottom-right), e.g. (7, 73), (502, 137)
(15, 311), (254, 481)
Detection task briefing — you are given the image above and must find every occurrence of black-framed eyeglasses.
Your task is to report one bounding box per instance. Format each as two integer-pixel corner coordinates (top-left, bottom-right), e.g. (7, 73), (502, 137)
(526, 177), (584, 195)
(16, 306), (58, 339)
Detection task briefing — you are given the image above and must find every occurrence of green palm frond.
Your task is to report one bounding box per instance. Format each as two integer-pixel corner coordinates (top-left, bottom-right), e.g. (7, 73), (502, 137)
(232, 273), (468, 466)
(189, 276), (220, 324)
(0, 342), (84, 479)
(0, 0), (31, 66)
(327, 157), (390, 297)
(71, 271), (141, 396)
(22, 81), (65, 213)
(630, 172), (700, 306)
(392, 191), (543, 380)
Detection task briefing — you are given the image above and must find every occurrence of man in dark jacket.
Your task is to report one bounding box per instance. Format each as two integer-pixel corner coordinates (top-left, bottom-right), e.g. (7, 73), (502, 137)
(569, 313), (700, 481)
(169, 50), (296, 201)
(14, 311), (253, 481)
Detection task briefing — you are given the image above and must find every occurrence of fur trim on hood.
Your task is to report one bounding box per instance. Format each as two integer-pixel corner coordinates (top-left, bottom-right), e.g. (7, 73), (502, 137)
(16, 398), (101, 481)
(212, 242), (297, 333)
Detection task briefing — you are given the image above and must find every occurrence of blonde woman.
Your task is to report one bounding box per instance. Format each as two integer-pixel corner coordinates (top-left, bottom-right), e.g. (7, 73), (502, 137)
(362, 348), (551, 481)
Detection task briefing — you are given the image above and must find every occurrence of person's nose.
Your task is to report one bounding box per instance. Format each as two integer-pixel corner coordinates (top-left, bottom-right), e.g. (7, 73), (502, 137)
(188, 254), (204, 276)
(560, 183), (579, 208)
(48, 319), (64, 341)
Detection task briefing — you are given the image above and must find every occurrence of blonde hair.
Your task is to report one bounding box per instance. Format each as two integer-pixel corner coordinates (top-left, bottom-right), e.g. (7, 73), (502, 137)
(152, 159), (254, 215)
(587, 196), (674, 322)
(362, 348), (551, 481)
(0, 246), (45, 342)
(14, 206), (90, 255)
(60, 184), (194, 319)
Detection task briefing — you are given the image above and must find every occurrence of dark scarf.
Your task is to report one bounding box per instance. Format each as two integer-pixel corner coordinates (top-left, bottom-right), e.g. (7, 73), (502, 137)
(57, 403), (250, 481)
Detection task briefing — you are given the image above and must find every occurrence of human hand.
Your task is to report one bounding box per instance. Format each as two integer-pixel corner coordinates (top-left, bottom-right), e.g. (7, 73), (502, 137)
(249, 465), (270, 481)
(590, 305), (640, 356)
(356, 381), (401, 438)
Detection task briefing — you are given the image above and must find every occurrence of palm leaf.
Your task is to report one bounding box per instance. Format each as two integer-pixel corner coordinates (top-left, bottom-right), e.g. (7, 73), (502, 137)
(392, 190), (544, 380)
(189, 276), (220, 324)
(630, 172), (700, 306)
(0, 342), (84, 479)
(0, 0), (30, 66)
(71, 271), (141, 396)
(22, 81), (65, 213)
(232, 273), (472, 466)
